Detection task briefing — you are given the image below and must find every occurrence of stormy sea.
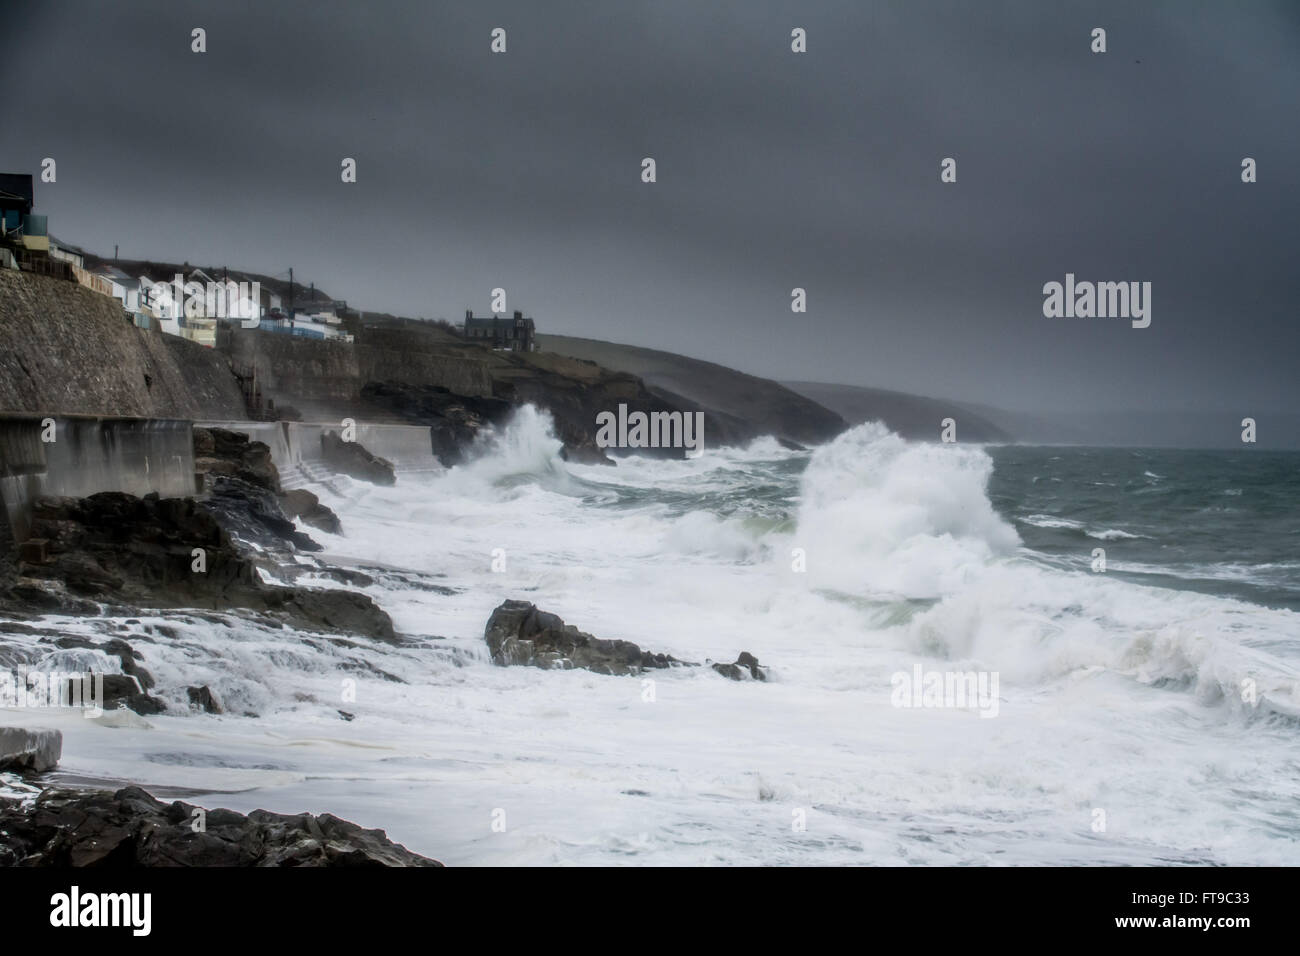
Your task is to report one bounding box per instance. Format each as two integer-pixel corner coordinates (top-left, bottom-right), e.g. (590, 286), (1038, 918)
(4, 410), (1298, 865)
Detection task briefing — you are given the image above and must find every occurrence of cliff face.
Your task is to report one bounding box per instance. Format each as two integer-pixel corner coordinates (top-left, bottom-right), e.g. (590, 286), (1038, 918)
(358, 328), (494, 398)
(220, 324), (496, 421)
(222, 320), (844, 453)
(0, 271), (247, 420)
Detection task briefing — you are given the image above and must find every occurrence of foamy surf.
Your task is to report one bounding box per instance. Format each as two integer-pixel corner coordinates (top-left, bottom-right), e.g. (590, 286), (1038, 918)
(4, 412), (1298, 865)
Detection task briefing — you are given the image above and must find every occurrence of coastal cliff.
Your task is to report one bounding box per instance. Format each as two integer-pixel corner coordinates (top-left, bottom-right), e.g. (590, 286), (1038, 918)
(0, 272), (247, 420)
(0, 265), (854, 460)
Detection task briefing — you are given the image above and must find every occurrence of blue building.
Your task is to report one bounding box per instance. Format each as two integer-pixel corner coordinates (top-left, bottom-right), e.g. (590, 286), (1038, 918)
(0, 173), (36, 239)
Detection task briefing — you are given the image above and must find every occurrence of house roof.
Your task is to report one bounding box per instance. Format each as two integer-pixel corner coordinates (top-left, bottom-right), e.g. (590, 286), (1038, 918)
(465, 314), (534, 326)
(95, 266), (139, 289)
(49, 235), (87, 257)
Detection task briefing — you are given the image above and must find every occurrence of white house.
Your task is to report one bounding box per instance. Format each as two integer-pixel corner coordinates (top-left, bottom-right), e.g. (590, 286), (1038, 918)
(94, 266), (141, 313)
(48, 236), (86, 270)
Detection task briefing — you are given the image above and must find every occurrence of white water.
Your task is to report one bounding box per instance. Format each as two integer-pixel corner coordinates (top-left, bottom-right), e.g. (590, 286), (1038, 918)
(4, 412), (1299, 865)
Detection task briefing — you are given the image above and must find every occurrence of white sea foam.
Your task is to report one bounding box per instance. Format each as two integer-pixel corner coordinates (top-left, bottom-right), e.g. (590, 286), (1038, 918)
(4, 412), (1298, 866)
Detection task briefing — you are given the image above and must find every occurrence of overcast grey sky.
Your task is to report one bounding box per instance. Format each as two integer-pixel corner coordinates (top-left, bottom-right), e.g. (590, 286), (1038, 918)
(3, 0), (1297, 415)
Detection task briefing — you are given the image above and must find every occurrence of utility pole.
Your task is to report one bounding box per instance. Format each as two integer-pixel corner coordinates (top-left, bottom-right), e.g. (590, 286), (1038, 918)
(114, 244), (118, 260)
(288, 266), (294, 319)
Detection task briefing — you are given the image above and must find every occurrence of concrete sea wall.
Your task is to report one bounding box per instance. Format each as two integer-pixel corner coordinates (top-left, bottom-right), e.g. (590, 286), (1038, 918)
(199, 420), (439, 488)
(0, 415), (195, 542)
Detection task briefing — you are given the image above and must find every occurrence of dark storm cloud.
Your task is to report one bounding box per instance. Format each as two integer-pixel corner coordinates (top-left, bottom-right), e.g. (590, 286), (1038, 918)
(3, 0), (1297, 418)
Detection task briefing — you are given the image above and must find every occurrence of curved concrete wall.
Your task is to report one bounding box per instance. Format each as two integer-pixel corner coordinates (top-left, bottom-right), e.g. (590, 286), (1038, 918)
(0, 415), (195, 541)
(198, 420), (439, 488)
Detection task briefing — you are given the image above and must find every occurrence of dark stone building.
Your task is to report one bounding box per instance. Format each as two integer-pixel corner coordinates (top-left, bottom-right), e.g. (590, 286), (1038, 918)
(463, 310), (536, 351)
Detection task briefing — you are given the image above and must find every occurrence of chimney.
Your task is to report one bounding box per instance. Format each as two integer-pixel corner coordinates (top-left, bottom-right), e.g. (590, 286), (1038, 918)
(514, 310), (522, 319)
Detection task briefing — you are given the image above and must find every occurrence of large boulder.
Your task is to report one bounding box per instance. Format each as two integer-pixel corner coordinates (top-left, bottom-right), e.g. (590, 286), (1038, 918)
(484, 600), (770, 681)
(710, 651), (768, 682)
(186, 685), (223, 714)
(320, 431), (396, 485)
(193, 426), (282, 492)
(279, 488), (342, 535)
(0, 786), (441, 866)
(73, 674), (165, 715)
(484, 600), (683, 676)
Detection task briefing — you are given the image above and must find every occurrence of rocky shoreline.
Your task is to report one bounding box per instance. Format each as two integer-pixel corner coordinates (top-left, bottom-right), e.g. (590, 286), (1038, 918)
(0, 423), (775, 867)
(0, 424), (437, 865)
(4, 428), (395, 645)
(0, 784), (440, 867)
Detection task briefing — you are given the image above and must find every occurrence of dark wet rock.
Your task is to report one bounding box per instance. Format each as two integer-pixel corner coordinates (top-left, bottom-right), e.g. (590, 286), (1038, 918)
(51, 635), (155, 691)
(559, 441), (617, 466)
(114, 680), (164, 715)
(711, 651), (767, 682)
(204, 476), (322, 553)
(49, 672), (164, 715)
(353, 565), (455, 594)
(0, 621), (56, 637)
(270, 588), (398, 644)
(7, 492), (395, 643)
(311, 565), (375, 588)
(187, 685), (222, 714)
(360, 381), (513, 467)
(485, 599), (683, 676)
(280, 488), (342, 535)
(320, 430), (396, 485)
(196, 426), (336, 540)
(1, 582), (103, 616)
(0, 785), (441, 867)
(18, 492), (255, 603)
(194, 426), (282, 493)
(484, 601), (772, 683)
(0, 728), (62, 773)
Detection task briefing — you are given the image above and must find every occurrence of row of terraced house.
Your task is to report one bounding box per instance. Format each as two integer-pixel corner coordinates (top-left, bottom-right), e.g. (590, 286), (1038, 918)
(1, 172), (353, 348)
